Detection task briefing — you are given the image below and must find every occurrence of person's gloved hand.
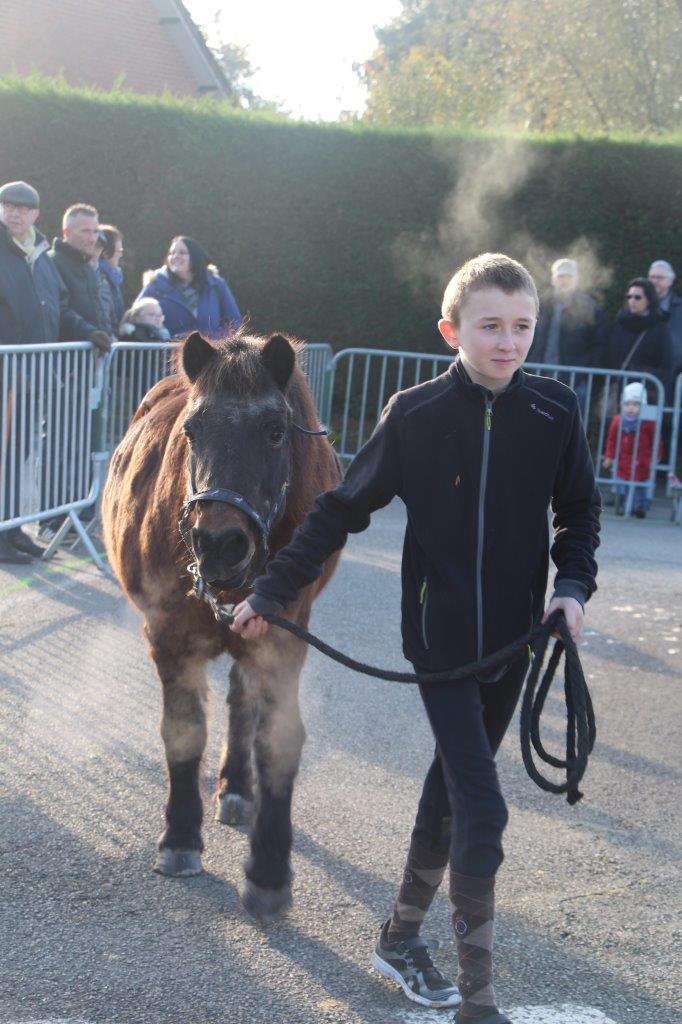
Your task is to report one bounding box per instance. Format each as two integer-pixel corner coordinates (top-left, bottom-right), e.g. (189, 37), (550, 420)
(90, 330), (113, 355)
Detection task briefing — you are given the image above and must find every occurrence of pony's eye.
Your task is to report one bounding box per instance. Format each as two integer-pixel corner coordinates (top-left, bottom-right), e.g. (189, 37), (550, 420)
(182, 422), (195, 442)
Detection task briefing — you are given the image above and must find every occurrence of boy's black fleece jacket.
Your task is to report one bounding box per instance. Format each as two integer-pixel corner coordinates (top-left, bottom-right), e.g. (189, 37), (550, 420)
(250, 359), (601, 674)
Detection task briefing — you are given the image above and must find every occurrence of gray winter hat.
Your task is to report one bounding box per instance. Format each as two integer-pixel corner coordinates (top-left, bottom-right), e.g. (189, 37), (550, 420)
(551, 257), (578, 277)
(0, 180), (40, 208)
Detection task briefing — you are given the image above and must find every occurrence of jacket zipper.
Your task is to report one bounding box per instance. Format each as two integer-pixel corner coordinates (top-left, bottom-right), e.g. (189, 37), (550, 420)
(476, 396), (494, 660)
(420, 577), (429, 649)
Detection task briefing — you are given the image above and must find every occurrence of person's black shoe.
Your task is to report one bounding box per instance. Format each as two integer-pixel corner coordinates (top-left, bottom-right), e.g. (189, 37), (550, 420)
(634, 508), (647, 519)
(372, 919), (460, 1007)
(0, 531), (33, 564)
(8, 527), (45, 558)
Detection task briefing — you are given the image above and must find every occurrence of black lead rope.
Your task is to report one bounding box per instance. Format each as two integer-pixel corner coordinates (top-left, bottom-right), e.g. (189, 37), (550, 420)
(263, 608), (595, 806)
(190, 566), (595, 806)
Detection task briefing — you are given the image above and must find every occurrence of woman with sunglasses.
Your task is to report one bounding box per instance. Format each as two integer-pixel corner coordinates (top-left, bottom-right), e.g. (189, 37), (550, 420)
(609, 277), (673, 396)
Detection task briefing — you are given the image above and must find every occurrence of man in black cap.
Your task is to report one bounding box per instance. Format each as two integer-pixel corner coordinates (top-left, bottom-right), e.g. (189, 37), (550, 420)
(0, 180), (65, 561)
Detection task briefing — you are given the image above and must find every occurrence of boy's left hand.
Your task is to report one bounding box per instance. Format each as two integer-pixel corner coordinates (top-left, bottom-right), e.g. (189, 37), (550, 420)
(542, 596), (584, 643)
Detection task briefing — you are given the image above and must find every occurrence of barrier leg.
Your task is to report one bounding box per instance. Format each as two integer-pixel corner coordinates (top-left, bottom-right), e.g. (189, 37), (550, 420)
(40, 515), (73, 559)
(41, 509), (110, 575)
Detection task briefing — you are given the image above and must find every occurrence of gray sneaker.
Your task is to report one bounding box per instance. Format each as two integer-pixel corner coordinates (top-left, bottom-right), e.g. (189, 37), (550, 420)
(371, 919), (461, 1008)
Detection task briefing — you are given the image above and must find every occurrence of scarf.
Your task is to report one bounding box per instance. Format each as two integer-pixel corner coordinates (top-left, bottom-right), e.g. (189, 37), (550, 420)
(615, 308), (663, 334)
(619, 413), (640, 434)
(12, 226), (37, 257)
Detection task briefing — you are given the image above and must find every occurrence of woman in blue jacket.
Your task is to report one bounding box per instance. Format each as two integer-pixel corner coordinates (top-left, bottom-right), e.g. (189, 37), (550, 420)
(138, 236), (241, 340)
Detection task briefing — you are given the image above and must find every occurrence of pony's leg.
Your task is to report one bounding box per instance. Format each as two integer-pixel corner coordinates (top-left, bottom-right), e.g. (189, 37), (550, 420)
(241, 634), (307, 921)
(151, 646), (209, 877)
(215, 662), (257, 826)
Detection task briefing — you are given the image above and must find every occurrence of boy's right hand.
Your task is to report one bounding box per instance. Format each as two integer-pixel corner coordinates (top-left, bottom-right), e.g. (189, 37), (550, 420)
(230, 599), (269, 638)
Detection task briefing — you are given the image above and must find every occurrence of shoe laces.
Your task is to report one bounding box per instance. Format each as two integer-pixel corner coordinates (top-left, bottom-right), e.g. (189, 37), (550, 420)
(403, 940), (446, 982)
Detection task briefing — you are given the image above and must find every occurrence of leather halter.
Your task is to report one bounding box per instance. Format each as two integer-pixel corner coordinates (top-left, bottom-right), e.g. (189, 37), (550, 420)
(179, 421), (328, 571)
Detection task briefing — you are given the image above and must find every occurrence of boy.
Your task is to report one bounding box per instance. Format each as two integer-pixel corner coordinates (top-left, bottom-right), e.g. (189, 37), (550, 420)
(231, 253), (601, 1024)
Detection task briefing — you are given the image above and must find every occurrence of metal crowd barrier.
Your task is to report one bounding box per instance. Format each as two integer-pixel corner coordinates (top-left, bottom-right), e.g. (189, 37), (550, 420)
(326, 348), (677, 517)
(297, 343), (333, 426)
(1, 342), (680, 571)
(0, 339), (337, 568)
(0, 342), (106, 568)
(100, 341), (180, 452)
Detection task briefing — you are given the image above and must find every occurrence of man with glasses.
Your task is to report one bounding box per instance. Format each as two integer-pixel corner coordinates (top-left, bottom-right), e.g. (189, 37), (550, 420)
(648, 260), (682, 380)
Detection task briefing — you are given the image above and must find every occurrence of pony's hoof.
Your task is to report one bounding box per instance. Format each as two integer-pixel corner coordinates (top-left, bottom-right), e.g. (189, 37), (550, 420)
(241, 878), (292, 922)
(215, 793), (253, 826)
(153, 848), (203, 877)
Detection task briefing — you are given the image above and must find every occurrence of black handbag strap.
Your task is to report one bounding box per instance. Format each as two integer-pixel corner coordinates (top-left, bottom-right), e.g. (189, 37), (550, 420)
(621, 330), (646, 370)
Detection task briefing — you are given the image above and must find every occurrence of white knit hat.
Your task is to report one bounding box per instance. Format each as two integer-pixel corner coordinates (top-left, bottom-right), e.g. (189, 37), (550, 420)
(622, 381), (646, 405)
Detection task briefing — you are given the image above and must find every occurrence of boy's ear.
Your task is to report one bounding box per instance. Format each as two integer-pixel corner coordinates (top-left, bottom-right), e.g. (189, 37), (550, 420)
(438, 318), (459, 351)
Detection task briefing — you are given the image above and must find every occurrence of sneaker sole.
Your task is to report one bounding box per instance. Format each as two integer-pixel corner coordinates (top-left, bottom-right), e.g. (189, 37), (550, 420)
(371, 950), (461, 1008)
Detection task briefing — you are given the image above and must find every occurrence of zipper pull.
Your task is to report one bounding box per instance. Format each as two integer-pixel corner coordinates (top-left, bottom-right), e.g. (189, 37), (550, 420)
(485, 400), (493, 431)
(419, 579), (427, 604)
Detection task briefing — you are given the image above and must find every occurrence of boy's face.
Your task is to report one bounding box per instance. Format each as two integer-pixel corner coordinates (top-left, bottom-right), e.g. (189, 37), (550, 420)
(438, 287), (536, 391)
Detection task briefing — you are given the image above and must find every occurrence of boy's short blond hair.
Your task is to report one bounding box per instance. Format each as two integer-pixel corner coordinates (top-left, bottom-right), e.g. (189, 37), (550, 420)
(441, 253), (539, 325)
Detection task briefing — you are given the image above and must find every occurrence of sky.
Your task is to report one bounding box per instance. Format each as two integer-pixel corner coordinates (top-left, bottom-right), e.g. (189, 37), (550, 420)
(184, 0), (403, 121)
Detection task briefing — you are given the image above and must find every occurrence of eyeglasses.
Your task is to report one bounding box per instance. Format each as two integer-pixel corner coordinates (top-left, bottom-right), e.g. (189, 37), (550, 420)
(626, 294), (645, 300)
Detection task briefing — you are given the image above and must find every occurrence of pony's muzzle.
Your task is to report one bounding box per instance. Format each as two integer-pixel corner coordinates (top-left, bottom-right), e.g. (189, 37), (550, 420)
(192, 525), (255, 585)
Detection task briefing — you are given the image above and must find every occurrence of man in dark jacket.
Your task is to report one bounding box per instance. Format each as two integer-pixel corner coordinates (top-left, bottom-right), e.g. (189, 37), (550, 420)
(529, 258), (607, 368)
(649, 260), (682, 380)
(48, 203), (114, 354)
(0, 180), (71, 562)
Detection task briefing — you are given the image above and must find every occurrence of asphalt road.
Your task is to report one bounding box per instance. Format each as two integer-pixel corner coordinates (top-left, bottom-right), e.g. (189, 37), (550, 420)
(0, 502), (680, 1024)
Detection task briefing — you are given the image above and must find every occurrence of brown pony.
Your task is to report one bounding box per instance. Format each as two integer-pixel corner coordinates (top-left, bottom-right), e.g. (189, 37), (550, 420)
(102, 331), (341, 919)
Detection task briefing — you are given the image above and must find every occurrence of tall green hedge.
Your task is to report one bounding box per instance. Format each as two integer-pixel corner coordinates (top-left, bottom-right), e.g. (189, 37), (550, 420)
(1, 76), (680, 351)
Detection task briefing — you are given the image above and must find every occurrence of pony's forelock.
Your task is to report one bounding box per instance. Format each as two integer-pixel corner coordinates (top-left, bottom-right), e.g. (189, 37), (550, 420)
(175, 332), (306, 400)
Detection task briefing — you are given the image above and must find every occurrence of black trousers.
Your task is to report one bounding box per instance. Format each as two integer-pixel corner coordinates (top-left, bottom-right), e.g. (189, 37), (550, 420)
(412, 654), (529, 878)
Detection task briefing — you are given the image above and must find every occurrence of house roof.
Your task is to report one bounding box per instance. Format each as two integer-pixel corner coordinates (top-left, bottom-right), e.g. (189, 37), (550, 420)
(150, 0), (233, 98)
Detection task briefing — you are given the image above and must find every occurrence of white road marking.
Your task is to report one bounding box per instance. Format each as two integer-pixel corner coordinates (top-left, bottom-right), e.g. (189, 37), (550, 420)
(508, 1006), (619, 1024)
(397, 1006), (619, 1024)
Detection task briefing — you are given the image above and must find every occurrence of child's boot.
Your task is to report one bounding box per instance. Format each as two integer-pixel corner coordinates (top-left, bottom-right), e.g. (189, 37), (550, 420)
(372, 833), (460, 1008)
(450, 872), (511, 1024)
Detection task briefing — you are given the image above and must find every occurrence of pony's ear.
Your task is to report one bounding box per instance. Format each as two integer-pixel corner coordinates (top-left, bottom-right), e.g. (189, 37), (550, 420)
(183, 332), (217, 382)
(262, 333), (296, 392)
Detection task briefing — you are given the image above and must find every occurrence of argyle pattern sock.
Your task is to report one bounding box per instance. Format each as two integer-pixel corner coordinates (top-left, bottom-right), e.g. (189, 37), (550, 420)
(387, 837), (449, 942)
(450, 872), (497, 1019)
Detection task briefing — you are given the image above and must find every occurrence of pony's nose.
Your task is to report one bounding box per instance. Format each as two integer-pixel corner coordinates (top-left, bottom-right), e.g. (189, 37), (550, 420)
(193, 526), (251, 570)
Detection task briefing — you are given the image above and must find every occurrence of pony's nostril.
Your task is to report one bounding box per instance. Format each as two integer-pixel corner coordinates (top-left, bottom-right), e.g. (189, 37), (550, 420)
(193, 527), (250, 568)
(220, 528), (250, 567)
(193, 528), (214, 557)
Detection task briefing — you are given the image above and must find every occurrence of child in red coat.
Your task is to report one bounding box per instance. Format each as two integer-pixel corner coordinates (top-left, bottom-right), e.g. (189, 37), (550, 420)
(603, 381), (660, 518)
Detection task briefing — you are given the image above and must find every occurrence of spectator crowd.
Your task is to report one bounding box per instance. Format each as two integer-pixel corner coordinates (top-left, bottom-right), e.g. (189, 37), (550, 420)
(1, 178), (681, 560)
